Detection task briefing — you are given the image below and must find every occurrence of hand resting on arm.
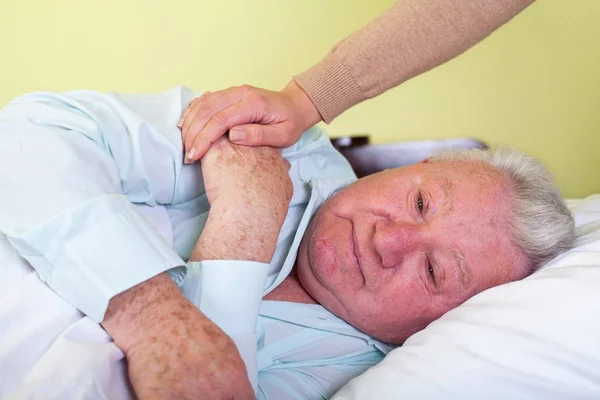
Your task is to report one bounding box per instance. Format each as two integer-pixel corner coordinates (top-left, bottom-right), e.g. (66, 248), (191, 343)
(179, 0), (534, 162)
(180, 81), (321, 164)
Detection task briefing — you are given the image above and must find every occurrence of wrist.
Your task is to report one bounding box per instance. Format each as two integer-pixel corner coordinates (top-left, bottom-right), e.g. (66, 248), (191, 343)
(283, 80), (322, 129)
(191, 201), (283, 263)
(101, 273), (185, 355)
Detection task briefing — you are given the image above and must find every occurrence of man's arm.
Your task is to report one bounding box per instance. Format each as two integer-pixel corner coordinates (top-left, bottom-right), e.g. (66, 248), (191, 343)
(189, 135), (292, 265)
(102, 138), (292, 399)
(181, 138), (294, 390)
(101, 273), (254, 400)
(0, 91), (282, 399)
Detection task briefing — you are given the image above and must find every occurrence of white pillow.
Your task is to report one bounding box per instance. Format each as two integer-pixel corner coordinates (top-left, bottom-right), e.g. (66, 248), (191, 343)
(333, 194), (600, 399)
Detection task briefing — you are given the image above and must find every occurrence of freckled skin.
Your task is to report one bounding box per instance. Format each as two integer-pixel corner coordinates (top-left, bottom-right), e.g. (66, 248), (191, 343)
(102, 273), (254, 399)
(192, 137), (293, 263)
(296, 160), (531, 344)
(100, 138), (293, 399)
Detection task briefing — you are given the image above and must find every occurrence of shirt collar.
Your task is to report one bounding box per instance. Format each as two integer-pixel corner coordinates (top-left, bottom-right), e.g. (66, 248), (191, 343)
(259, 300), (394, 354)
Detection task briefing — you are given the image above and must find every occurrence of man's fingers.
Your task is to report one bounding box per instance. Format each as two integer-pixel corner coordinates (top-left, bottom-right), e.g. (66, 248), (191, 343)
(228, 123), (294, 148)
(185, 102), (267, 163)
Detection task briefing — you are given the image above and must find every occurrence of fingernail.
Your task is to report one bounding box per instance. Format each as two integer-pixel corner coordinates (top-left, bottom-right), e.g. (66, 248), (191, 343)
(185, 147), (196, 162)
(177, 120), (183, 129)
(230, 129), (245, 143)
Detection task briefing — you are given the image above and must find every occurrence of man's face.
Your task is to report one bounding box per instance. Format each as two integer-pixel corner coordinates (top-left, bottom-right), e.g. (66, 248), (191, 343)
(296, 160), (531, 343)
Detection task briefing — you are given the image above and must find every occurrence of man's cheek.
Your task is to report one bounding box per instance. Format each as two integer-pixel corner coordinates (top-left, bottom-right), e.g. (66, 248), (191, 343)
(361, 283), (433, 342)
(308, 226), (337, 279)
(324, 189), (359, 218)
(374, 280), (425, 319)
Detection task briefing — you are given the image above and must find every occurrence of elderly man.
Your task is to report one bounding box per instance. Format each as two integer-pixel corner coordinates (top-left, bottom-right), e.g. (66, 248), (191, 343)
(0, 87), (573, 399)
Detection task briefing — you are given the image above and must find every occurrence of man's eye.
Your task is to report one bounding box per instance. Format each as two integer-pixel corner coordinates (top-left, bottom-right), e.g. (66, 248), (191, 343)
(416, 193), (424, 214)
(428, 261), (436, 284)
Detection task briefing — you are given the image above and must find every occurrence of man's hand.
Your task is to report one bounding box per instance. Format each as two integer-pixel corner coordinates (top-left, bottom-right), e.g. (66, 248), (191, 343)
(101, 273), (254, 400)
(191, 137), (293, 263)
(179, 80), (322, 163)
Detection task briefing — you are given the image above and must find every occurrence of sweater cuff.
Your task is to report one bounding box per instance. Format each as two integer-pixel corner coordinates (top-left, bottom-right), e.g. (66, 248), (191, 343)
(294, 53), (364, 124)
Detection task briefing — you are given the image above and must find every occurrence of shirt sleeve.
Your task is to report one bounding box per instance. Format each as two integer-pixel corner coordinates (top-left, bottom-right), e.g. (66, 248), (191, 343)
(181, 260), (269, 391)
(0, 91), (190, 323)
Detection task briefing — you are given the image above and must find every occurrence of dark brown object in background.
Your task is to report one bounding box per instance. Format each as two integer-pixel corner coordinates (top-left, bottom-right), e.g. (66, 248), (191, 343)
(332, 136), (488, 178)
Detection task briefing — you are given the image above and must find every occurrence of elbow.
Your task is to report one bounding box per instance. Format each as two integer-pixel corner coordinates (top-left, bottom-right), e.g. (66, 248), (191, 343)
(225, 355), (255, 399)
(206, 337), (255, 400)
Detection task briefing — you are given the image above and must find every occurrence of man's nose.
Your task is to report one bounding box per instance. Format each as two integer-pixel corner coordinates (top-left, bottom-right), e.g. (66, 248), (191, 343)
(373, 220), (425, 268)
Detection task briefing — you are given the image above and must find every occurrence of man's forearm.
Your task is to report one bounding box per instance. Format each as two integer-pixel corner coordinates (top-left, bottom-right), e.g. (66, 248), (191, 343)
(101, 273), (185, 353)
(101, 273), (253, 399)
(190, 201), (284, 263)
(179, 188), (287, 394)
(295, 0), (535, 122)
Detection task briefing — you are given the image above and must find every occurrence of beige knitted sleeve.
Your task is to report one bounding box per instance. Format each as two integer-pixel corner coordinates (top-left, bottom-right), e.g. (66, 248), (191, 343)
(294, 0), (535, 123)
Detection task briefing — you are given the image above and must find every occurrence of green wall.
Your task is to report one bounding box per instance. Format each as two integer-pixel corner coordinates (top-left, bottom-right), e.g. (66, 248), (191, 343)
(1, 0), (598, 197)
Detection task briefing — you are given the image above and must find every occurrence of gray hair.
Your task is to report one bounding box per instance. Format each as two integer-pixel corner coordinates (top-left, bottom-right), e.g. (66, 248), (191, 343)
(429, 146), (575, 273)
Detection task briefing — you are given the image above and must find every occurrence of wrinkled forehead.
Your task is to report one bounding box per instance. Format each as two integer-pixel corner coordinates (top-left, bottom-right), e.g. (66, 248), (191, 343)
(426, 160), (506, 187)
(418, 160), (511, 214)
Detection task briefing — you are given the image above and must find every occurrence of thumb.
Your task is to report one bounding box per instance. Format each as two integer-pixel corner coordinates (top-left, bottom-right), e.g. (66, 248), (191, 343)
(228, 123), (296, 148)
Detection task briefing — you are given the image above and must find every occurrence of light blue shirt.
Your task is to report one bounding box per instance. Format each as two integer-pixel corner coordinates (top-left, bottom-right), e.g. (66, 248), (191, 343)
(257, 302), (392, 399)
(0, 87), (390, 397)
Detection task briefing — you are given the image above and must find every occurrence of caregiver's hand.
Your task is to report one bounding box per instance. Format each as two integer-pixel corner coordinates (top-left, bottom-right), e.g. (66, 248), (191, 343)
(179, 80), (321, 163)
(190, 136), (293, 263)
(102, 273), (253, 400)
